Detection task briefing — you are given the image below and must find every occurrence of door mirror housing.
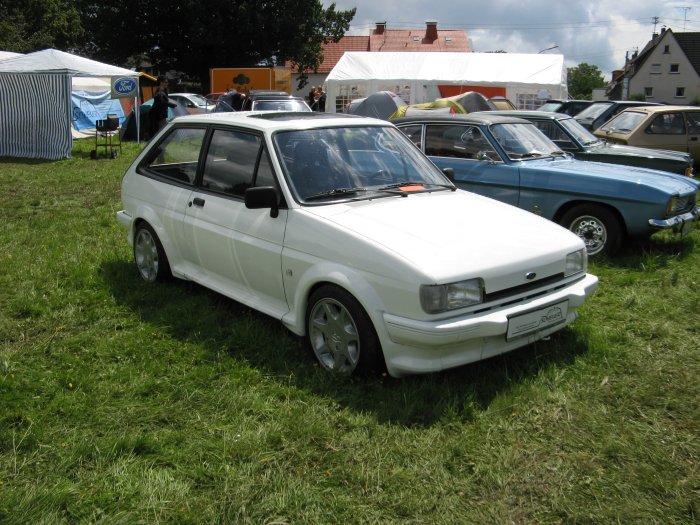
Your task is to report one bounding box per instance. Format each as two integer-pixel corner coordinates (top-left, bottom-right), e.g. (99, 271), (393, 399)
(245, 186), (280, 218)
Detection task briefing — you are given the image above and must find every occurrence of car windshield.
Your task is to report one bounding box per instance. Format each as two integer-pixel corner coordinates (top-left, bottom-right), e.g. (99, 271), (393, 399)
(575, 102), (613, 120)
(559, 117), (602, 146)
(597, 111), (647, 133)
(489, 122), (564, 160)
(253, 100), (312, 112)
(539, 102), (563, 112)
(274, 126), (453, 203)
(189, 94), (209, 107)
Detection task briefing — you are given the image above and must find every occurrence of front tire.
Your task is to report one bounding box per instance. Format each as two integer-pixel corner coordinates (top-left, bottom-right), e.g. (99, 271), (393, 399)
(306, 285), (385, 374)
(133, 223), (171, 282)
(560, 204), (622, 256)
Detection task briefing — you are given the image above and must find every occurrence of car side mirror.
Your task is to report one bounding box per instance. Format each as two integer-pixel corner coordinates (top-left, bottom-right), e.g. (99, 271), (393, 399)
(245, 186), (280, 218)
(442, 167), (455, 181)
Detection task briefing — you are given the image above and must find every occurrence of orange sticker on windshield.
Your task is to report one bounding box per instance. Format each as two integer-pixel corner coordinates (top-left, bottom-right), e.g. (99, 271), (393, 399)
(400, 185), (425, 191)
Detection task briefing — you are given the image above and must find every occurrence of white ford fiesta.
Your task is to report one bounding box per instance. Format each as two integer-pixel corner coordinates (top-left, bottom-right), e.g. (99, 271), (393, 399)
(117, 112), (598, 377)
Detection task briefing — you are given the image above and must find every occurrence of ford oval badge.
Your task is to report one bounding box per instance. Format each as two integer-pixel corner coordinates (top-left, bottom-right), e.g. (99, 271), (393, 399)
(112, 77), (138, 98)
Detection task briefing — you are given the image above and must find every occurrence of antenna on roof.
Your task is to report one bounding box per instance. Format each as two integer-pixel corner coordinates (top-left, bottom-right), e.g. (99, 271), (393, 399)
(676, 7), (691, 31)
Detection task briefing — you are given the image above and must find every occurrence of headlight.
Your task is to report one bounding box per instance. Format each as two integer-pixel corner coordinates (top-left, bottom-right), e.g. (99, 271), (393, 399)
(565, 249), (587, 277)
(666, 195), (679, 215)
(420, 279), (484, 314)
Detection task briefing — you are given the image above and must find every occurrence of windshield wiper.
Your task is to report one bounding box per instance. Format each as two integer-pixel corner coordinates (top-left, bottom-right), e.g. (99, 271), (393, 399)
(520, 152), (545, 159)
(549, 150), (568, 157)
(377, 181), (456, 192)
(305, 187), (368, 201)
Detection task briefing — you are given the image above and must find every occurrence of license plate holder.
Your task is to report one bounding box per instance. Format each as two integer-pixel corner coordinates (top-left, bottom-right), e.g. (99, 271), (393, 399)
(507, 300), (569, 340)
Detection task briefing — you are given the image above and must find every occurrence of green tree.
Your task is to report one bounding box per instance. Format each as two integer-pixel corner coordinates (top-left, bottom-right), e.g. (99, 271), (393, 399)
(78, 0), (355, 90)
(0, 0), (83, 52)
(567, 63), (606, 100)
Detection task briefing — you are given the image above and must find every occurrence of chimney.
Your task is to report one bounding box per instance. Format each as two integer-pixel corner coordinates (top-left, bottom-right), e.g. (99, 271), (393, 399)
(375, 22), (386, 34)
(425, 21), (438, 42)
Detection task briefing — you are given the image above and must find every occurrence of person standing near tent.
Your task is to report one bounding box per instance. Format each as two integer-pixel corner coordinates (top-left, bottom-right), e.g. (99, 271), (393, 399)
(149, 76), (175, 138)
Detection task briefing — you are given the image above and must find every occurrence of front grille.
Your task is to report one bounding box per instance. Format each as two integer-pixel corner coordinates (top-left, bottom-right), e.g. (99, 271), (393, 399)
(473, 272), (574, 314)
(673, 193), (696, 214)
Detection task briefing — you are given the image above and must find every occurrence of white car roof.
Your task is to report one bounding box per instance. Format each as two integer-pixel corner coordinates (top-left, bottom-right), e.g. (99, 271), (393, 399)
(167, 112), (390, 132)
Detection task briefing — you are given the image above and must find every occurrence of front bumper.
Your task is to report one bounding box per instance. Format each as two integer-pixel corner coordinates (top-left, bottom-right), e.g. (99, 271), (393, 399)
(380, 273), (599, 377)
(648, 205), (700, 234)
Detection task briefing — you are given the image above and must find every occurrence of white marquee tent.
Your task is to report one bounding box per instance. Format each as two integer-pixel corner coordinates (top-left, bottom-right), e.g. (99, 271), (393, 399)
(0, 49), (138, 159)
(324, 52), (568, 113)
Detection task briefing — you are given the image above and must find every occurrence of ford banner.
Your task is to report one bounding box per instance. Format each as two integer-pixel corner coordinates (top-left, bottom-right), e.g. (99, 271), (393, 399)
(111, 76), (138, 99)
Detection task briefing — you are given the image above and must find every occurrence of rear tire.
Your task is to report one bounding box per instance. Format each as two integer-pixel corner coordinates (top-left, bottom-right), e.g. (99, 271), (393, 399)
(306, 285), (385, 375)
(560, 204), (622, 256)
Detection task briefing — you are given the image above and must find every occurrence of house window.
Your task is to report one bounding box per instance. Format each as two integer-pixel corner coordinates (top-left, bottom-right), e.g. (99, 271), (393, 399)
(676, 87), (686, 98)
(650, 63), (661, 74)
(670, 64), (680, 74)
(644, 87), (653, 98)
(663, 45), (670, 54)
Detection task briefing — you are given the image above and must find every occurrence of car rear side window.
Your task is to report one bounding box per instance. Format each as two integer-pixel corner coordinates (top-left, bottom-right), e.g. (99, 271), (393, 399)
(398, 124), (423, 148)
(686, 112), (700, 134)
(141, 127), (206, 185)
(646, 113), (686, 135)
(201, 129), (270, 197)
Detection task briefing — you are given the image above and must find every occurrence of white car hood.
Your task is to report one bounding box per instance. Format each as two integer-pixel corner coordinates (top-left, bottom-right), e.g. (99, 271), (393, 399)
(301, 190), (583, 290)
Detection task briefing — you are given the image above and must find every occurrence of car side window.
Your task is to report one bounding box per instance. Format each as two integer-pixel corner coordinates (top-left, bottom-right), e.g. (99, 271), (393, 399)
(534, 121), (574, 149)
(686, 112), (700, 134)
(398, 125), (423, 148)
(201, 129), (265, 197)
(646, 113), (686, 135)
(141, 127), (206, 185)
(425, 125), (500, 161)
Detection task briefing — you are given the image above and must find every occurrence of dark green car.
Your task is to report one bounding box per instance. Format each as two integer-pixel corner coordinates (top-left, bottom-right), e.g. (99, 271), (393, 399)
(486, 110), (694, 177)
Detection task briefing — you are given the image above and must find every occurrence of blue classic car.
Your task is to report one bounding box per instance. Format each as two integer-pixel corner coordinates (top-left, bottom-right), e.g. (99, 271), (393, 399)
(392, 114), (700, 255)
(488, 110), (694, 177)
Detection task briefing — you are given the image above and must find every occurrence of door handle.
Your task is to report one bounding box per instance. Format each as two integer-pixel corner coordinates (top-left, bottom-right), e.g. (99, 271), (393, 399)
(191, 197), (205, 207)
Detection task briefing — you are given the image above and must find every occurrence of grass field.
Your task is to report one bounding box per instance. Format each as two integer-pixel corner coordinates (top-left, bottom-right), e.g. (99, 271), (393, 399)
(1, 139), (699, 524)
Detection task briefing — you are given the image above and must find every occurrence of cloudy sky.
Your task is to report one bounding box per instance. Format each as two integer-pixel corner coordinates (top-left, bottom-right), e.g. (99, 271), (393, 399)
(325, 0), (700, 79)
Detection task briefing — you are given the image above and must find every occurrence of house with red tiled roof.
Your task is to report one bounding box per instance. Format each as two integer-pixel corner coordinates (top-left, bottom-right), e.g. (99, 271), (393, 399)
(369, 21), (471, 53)
(290, 21), (470, 97)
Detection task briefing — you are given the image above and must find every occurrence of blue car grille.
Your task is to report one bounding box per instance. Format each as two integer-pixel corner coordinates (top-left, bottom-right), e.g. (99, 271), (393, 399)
(674, 193), (696, 214)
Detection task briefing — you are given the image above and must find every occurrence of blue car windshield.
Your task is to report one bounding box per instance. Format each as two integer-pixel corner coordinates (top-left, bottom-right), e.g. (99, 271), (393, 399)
(489, 122), (564, 160)
(274, 125), (452, 203)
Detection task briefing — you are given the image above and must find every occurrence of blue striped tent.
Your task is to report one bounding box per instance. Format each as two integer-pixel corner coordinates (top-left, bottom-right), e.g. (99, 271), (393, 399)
(0, 49), (138, 160)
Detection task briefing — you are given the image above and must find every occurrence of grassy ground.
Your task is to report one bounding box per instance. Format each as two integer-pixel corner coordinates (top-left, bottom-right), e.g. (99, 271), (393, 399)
(1, 139), (698, 524)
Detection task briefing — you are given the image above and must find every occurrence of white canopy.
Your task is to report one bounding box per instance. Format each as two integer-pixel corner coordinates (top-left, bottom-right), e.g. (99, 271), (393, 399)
(0, 49), (138, 159)
(0, 48), (136, 77)
(0, 51), (22, 61)
(324, 52), (568, 112)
